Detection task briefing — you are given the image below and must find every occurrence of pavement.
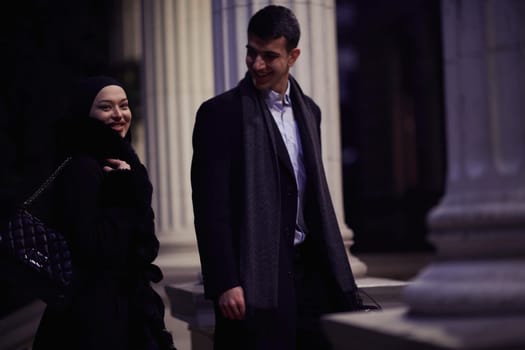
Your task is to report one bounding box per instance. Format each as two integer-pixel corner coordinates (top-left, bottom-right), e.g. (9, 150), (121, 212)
(155, 264), (202, 350)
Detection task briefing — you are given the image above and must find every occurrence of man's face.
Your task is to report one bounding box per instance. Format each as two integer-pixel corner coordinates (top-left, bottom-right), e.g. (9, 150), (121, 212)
(245, 34), (300, 95)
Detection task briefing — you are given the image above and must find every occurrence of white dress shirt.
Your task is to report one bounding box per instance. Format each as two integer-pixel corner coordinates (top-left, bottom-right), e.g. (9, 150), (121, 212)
(264, 82), (307, 245)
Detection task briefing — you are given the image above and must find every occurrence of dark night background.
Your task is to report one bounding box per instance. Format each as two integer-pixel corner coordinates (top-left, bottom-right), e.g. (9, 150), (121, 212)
(337, 0), (445, 253)
(1, 0), (445, 317)
(0, 0), (123, 316)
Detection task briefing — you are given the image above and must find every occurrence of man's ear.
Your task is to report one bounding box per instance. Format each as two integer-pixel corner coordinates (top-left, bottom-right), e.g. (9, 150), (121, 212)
(288, 48), (301, 67)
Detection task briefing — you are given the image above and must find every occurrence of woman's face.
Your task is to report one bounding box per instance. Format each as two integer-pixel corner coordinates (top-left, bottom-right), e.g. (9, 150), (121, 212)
(89, 85), (131, 138)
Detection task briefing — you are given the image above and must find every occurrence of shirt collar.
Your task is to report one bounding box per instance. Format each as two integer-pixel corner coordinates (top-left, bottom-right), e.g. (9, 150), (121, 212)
(263, 81), (291, 111)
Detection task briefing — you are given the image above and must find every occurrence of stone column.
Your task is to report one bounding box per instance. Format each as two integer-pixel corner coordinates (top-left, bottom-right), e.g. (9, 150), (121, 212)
(211, 0), (367, 277)
(142, 0), (214, 267)
(321, 2), (525, 348)
(403, 0), (525, 316)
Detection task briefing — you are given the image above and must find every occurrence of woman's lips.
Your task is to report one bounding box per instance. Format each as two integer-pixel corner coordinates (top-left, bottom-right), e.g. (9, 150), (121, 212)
(110, 123), (125, 131)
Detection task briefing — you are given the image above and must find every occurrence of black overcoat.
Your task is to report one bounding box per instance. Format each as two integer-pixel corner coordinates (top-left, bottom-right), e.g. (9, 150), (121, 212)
(191, 75), (360, 348)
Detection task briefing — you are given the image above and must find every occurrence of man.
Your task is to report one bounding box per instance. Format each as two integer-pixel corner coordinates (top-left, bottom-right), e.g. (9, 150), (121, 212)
(191, 5), (363, 350)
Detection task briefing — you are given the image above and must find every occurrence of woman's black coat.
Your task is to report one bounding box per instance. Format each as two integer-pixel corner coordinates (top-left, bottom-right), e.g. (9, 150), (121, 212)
(32, 118), (172, 350)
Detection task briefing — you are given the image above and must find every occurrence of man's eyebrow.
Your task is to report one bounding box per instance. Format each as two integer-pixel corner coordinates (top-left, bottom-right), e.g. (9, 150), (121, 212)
(245, 45), (280, 55)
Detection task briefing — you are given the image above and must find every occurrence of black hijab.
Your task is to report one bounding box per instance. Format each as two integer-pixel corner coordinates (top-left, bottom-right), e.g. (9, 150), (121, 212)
(55, 76), (133, 160)
(68, 76), (124, 119)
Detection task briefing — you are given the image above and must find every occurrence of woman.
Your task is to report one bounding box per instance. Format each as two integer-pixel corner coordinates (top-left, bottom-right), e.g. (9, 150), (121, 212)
(33, 76), (176, 350)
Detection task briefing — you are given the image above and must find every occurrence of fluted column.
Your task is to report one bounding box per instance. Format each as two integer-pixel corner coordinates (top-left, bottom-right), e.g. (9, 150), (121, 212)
(142, 0), (214, 266)
(403, 0), (525, 315)
(212, 0), (367, 277)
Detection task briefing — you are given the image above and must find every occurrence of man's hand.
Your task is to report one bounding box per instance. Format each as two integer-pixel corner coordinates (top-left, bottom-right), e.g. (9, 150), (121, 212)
(218, 286), (246, 320)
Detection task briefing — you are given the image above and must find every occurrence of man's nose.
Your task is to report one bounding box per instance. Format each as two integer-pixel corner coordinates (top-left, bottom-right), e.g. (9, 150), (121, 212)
(252, 54), (266, 70)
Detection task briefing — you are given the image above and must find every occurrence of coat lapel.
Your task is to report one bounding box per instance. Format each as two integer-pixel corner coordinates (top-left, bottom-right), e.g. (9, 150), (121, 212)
(261, 102), (296, 181)
(290, 89), (319, 180)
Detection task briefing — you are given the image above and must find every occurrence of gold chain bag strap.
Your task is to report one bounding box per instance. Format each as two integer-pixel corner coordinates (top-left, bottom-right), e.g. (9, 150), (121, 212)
(0, 157), (73, 304)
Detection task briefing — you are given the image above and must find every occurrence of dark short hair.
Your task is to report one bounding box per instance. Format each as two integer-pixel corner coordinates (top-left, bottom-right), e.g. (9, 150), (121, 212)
(247, 5), (300, 52)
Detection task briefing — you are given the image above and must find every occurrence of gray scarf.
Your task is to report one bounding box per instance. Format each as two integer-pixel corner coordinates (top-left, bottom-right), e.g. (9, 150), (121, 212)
(239, 75), (281, 309)
(238, 74), (358, 310)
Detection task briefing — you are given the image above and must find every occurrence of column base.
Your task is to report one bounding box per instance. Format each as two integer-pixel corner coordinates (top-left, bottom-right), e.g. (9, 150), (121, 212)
(341, 226), (368, 278)
(402, 258), (525, 316)
(156, 236), (201, 284)
(322, 307), (525, 350)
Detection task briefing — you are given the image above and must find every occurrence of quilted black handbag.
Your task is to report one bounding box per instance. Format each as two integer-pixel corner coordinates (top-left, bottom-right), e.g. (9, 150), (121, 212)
(0, 157), (73, 304)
